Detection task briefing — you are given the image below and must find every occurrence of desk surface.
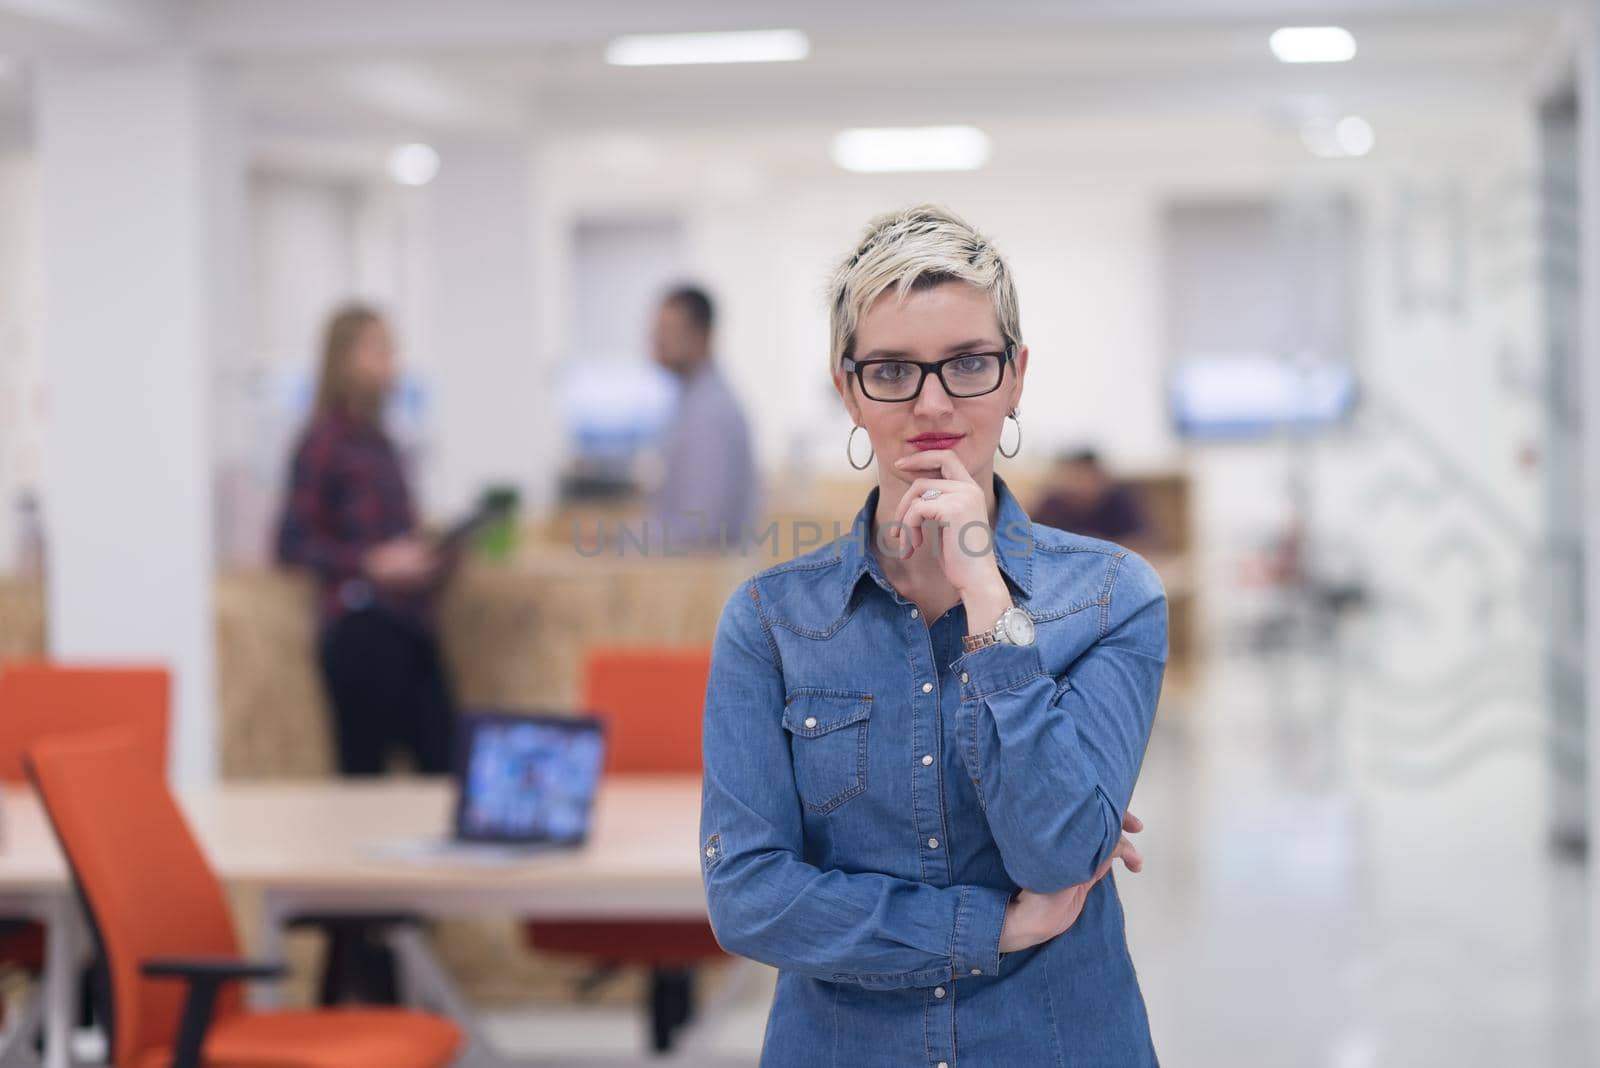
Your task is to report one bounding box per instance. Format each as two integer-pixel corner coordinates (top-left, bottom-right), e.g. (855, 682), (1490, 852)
(0, 775), (707, 903)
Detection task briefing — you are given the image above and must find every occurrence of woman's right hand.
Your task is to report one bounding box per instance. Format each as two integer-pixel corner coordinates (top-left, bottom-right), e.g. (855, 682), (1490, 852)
(998, 811), (1145, 955)
(363, 536), (437, 590)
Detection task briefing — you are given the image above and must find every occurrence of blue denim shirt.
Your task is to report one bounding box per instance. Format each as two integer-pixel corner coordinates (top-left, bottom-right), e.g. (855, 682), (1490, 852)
(700, 475), (1168, 1067)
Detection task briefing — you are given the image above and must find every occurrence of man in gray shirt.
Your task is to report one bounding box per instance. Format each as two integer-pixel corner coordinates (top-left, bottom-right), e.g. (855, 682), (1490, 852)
(646, 286), (759, 553)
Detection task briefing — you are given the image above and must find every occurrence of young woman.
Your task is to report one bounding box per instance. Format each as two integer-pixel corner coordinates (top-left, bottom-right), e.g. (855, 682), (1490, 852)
(699, 206), (1168, 1065)
(275, 304), (454, 778)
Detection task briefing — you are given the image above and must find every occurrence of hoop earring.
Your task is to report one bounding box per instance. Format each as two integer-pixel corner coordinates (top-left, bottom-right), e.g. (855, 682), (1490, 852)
(998, 408), (1022, 459)
(847, 424), (874, 470)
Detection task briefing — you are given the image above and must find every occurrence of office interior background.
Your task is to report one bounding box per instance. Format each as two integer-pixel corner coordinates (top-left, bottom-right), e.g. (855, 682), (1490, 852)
(1, 0), (1599, 1065)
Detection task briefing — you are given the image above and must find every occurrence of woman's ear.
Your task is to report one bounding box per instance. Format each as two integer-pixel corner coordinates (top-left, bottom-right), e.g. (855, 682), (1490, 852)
(1010, 344), (1029, 410)
(833, 366), (863, 425)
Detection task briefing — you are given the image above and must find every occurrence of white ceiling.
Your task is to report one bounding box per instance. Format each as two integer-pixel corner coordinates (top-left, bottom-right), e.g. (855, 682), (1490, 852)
(0, 0), (1579, 168)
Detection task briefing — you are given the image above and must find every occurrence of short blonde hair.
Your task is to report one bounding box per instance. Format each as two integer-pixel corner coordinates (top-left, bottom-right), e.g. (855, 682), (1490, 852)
(826, 204), (1021, 372)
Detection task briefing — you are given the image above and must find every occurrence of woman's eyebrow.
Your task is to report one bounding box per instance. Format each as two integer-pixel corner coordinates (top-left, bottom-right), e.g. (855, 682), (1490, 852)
(860, 339), (1001, 360)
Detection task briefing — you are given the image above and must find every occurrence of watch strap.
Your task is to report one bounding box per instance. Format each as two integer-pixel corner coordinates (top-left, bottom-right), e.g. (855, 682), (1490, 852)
(962, 630), (999, 653)
(963, 609), (1010, 653)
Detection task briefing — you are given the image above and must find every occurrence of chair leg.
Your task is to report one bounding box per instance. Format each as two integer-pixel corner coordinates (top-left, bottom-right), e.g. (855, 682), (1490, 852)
(647, 968), (695, 1054)
(665, 958), (765, 1062)
(316, 920), (400, 1006)
(0, 981), (44, 1067)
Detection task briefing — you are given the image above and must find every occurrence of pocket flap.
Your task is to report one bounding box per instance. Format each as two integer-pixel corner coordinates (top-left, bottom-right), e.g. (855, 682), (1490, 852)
(782, 691), (872, 737)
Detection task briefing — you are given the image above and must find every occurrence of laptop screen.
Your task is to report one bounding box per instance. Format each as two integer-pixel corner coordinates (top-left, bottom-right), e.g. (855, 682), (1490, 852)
(453, 712), (607, 845)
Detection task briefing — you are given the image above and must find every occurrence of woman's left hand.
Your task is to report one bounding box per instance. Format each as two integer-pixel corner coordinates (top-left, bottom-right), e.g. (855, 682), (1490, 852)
(889, 450), (1008, 602)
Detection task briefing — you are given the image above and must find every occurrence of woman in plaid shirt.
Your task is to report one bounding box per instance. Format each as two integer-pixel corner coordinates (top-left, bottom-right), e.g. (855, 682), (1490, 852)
(275, 304), (455, 778)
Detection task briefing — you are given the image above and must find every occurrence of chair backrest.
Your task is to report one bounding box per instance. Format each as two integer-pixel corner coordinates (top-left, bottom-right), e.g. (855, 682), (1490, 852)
(25, 729), (241, 1068)
(580, 645), (711, 775)
(0, 662), (169, 784)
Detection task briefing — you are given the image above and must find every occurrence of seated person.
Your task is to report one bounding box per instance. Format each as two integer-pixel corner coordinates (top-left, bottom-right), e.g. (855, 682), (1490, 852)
(1033, 448), (1156, 553)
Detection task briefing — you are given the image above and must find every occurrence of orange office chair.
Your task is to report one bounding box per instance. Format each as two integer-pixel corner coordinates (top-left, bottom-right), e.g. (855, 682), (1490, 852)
(0, 662), (171, 1030)
(524, 645), (725, 1053)
(0, 661), (170, 783)
(24, 728), (460, 1068)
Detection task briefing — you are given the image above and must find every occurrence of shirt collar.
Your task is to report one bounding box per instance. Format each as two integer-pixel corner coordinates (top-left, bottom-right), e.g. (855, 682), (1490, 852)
(831, 472), (1035, 619)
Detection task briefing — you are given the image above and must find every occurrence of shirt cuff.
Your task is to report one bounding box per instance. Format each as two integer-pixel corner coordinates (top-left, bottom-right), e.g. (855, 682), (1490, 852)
(952, 884), (1011, 978)
(952, 641), (1047, 701)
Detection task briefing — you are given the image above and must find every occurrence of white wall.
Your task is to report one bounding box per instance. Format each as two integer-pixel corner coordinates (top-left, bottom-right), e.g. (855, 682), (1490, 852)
(35, 54), (241, 785)
(426, 139), (552, 519)
(0, 150), (43, 576)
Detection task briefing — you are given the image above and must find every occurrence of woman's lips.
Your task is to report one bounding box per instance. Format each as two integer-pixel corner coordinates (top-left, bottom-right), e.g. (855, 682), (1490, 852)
(907, 433), (965, 451)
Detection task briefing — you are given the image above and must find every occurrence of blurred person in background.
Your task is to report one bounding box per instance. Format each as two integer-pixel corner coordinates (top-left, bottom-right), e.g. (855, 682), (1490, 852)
(699, 205), (1167, 1065)
(274, 303), (457, 1006)
(276, 303), (456, 778)
(1033, 447), (1155, 553)
(646, 284), (759, 552)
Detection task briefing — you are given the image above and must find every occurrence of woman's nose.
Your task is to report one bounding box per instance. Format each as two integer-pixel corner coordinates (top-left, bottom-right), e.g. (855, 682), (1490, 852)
(913, 373), (955, 416)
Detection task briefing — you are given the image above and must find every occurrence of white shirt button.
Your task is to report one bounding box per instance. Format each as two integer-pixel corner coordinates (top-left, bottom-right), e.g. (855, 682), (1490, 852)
(921, 754), (934, 766)
(970, 967), (982, 975)
(960, 672), (969, 684)
(928, 837), (939, 849)
(910, 607), (919, 618)
(803, 716), (817, 729)
(933, 986), (945, 999)
(921, 682), (933, 694)
(704, 846), (716, 858)
(939, 1062), (949, 1068)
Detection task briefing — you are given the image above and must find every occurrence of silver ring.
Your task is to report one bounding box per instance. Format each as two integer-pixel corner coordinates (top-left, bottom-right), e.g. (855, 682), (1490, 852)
(920, 488), (942, 501)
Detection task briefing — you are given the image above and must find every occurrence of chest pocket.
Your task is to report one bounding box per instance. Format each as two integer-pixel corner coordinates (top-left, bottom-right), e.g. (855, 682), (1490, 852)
(782, 690), (872, 815)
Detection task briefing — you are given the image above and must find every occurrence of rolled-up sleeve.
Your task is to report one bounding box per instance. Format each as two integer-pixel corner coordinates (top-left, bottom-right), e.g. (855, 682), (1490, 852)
(700, 580), (1013, 988)
(952, 551), (1168, 893)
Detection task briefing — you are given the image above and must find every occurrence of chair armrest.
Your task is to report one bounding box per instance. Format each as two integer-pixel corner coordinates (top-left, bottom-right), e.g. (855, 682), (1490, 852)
(143, 957), (288, 982)
(142, 958), (289, 1068)
(285, 912), (426, 930)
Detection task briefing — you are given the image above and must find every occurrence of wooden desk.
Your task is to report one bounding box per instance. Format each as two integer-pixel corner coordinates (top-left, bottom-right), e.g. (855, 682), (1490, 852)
(0, 775), (709, 1067)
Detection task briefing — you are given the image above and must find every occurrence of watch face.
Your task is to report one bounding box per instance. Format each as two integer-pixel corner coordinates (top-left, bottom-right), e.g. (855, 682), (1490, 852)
(1003, 608), (1036, 646)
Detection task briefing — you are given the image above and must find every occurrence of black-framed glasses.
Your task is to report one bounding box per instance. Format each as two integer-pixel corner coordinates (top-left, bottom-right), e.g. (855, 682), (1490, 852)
(842, 345), (1015, 403)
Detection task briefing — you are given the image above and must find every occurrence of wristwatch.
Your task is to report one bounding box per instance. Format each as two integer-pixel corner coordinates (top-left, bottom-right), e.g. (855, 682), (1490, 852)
(962, 606), (1037, 653)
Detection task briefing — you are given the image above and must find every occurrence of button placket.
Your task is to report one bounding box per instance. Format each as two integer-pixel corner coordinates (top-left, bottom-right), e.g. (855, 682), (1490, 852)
(909, 614), (951, 886)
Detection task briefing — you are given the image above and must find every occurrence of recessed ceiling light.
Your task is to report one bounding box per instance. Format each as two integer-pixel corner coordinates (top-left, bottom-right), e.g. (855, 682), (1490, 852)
(1299, 115), (1374, 159)
(1270, 27), (1357, 64)
(1334, 116), (1374, 156)
(831, 126), (991, 173)
(388, 143), (440, 186)
(606, 29), (809, 67)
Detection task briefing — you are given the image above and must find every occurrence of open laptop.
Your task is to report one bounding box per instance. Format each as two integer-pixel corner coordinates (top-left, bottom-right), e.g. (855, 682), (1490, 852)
(370, 711), (607, 865)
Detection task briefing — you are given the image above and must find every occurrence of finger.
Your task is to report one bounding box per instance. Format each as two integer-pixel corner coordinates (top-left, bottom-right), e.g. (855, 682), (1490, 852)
(893, 478), (954, 530)
(892, 449), (978, 485)
(894, 478), (969, 526)
(897, 501), (931, 555)
(878, 517), (914, 560)
(1091, 837), (1141, 884)
(1114, 835), (1143, 874)
(888, 481), (951, 554)
(1122, 811), (1144, 834)
(901, 487), (978, 542)
(899, 499), (957, 555)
